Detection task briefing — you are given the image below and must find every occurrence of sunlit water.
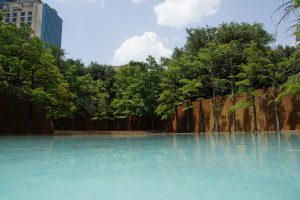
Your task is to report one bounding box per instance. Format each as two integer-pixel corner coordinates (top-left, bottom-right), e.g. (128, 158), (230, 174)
(0, 133), (300, 200)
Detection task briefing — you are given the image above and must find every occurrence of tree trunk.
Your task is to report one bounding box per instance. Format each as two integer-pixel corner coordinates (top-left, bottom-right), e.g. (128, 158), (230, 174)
(274, 87), (281, 132)
(151, 116), (154, 131)
(232, 111), (237, 133)
(39, 107), (46, 134)
(252, 96), (258, 132)
(10, 102), (17, 134)
(28, 69), (35, 134)
(230, 62), (237, 132)
(138, 116), (141, 130)
(212, 87), (219, 133)
(186, 108), (190, 133)
(26, 102), (33, 134)
(50, 118), (55, 134)
(199, 100), (205, 133)
(175, 106), (179, 133)
(127, 117), (130, 131)
(72, 119), (75, 130)
(231, 86), (237, 133)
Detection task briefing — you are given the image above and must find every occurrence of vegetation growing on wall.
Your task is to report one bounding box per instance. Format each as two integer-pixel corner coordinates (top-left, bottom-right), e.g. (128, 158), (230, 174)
(0, 1), (299, 133)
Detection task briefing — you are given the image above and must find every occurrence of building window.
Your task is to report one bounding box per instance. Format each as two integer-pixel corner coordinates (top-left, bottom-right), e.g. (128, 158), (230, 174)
(13, 12), (17, 17)
(27, 16), (32, 21)
(5, 13), (10, 17)
(27, 22), (32, 26)
(5, 18), (10, 23)
(21, 12), (25, 16)
(28, 11), (32, 16)
(12, 18), (17, 23)
(21, 17), (25, 22)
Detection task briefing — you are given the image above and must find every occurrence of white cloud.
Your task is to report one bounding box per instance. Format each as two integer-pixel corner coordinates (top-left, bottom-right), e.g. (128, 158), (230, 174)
(112, 32), (172, 66)
(132, 0), (146, 4)
(154, 0), (222, 28)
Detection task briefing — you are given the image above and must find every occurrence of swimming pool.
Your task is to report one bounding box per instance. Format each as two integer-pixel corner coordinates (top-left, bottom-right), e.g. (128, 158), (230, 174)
(0, 133), (299, 200)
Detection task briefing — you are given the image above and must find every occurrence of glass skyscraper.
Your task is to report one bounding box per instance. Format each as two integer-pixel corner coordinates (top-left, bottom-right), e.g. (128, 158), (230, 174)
(41, 3), (63, 47)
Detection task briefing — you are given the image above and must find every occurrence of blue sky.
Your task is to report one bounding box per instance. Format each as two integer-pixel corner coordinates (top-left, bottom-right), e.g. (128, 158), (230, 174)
(43, 0), (296, 66)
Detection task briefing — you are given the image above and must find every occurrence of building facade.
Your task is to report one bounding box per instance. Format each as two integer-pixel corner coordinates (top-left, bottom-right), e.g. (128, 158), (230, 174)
(0, 0), (62, 47)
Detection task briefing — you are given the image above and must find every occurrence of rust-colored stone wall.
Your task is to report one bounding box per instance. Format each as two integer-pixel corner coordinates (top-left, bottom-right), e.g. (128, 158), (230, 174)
(173, 88), (300, 133)
(0, 91), (54, 135)
(1, 88), (300, 134)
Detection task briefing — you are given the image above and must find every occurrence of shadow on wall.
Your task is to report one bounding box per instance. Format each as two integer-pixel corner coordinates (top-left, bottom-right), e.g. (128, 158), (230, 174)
(53, 116), (171, 132)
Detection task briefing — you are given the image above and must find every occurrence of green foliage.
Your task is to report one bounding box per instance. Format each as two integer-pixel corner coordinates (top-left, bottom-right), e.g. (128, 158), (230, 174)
(276, 44), (300, 100)
(74, 74), (109, 119)
(53, 58), (110, 119)
(232, 42), (273, 111)
(0, 20), (75, 118)
(0, 53), (7, 88)
(85, 62), (116, 112)
(230, 101), (254, 112)
(185, 22), (273, 58)
(156, 90), (178, 120)
(195, 42), (231, 96)
(155, 57), (184, 119)
(179, 79), (202, 107)
(112, 57), (163, 118)
(0, 19), (298, 124)
(156, 53), (204, 119)
(277, 74), (300, 100)
(236, 42), (273, 92)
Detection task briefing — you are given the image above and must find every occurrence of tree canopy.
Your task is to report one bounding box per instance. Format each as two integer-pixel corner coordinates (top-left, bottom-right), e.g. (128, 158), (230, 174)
(0, 11), (299, 131)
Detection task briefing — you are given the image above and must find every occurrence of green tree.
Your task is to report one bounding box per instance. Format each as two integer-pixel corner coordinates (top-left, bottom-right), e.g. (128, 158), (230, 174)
(57, 59), (110, 119)
(185, 22), (273, 59)
(85, 62), (116, 116)
(232, 42), (272, 132)
(74, 74), (109, 119)
(179, 79), (202, 132)
(195, 43), (230, 132)
(112, 57), (163, 122)
(0, 19), (75, 133)
(155, 64), (182, 131)
(266, 46), (294, 131)
(277, 44), (300, 99)
(157, 54), (203, 132)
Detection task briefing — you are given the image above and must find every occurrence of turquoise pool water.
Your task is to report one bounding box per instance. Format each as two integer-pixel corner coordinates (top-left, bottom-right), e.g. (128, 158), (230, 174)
(0, 133), (300, 200)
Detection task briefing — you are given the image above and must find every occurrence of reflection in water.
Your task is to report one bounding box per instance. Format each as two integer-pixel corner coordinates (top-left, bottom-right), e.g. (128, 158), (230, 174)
(0, 133), (300, 200)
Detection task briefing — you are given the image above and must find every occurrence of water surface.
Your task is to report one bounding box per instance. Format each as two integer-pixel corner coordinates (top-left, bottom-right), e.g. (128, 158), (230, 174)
(0, 133), (300, 200)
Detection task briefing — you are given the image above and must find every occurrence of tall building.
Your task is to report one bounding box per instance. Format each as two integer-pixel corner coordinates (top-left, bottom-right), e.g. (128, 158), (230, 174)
(0, 0), (62, 48)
